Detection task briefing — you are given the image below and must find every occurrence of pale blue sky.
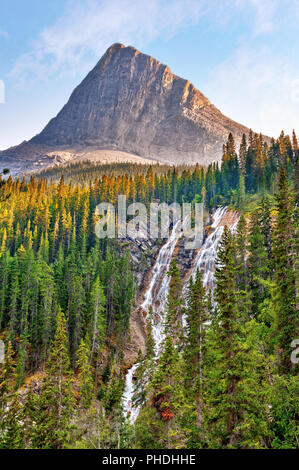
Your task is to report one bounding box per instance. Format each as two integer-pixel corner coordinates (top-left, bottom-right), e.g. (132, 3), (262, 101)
(0, 0), (299, 150)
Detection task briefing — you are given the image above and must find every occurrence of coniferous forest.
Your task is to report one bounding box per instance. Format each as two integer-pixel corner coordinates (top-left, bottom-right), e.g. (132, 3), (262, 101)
(0, 131), (298, 449)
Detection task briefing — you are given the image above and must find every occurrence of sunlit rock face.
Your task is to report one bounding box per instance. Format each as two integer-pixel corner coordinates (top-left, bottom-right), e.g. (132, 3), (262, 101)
(31, 43), (250, 165)
(1, 43), (255, 174)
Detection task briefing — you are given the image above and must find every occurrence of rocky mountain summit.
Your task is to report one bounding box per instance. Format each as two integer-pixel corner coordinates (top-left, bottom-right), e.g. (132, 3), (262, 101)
(1, 43), (255, 174)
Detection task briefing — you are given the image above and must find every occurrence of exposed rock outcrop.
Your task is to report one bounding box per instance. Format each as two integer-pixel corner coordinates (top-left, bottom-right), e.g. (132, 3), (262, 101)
(1, 43), (262, 175)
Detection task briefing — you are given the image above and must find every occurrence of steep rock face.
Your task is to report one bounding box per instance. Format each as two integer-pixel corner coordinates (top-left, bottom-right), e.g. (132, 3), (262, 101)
(1, 43), (258, 173)
(32, 43), (249, 164)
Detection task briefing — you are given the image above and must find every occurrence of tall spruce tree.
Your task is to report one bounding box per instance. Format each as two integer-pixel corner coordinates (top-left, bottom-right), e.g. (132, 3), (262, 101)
(34, 308), (75, 448)
(76, 337), (95, 408)
(203, 226), (270, 448)
(184, 269), (207, 429)
(272, 166), (298, 374)
(165, 259), (183, 341)
(248, 210), (270, 318)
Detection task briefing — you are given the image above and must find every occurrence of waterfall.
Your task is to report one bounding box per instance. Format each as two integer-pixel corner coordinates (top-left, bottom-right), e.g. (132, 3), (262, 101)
(122, 219), (183, 422)
(141, 218), (183, 355)
(187, 206), (229, 289)
(183, 207), (240, 307)
(122, 363), (140, 423)
(122, 207), (239, 423)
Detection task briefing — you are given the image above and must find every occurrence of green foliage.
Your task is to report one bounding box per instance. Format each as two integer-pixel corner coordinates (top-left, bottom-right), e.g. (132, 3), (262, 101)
(0, 130), (298, 449)
(76, 337), (95, 408)
(165, 259), (183, 339)
(30, 308), (75, 449)
(269, 375), (299, 448)
(272, 167), (298, 375)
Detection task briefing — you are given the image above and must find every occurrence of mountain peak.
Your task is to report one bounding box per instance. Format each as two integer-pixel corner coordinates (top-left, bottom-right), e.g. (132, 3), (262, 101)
(1, 44), (255, 174)
(109, 42), (126, 50)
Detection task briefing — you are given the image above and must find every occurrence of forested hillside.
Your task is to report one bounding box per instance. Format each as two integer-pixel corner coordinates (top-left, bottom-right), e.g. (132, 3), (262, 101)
(0, 130), (298, 449)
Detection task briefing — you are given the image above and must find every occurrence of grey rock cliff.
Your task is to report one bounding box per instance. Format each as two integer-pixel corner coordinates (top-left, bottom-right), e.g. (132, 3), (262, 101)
(1, 43), (258, 173)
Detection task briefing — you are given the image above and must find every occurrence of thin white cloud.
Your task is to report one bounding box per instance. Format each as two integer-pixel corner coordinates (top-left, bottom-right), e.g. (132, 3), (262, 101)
(11, 0), (205, 83)
(236, 0), (278, 36)
(0, 29), (9, 40)
(206, 43), (299, 138)
(7, 0), (299, 139)
(250, 0), (278, 36)
(10, 0), (291, 84)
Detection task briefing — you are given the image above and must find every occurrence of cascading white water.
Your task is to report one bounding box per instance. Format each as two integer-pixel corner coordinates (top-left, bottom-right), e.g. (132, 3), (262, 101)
(141, 218), (183, 355)
(122, 363), (140, 423)
(122, 207), (239, 423)
(122, 219), (183, 422)
(188, 206), (228, 289)
(185, 206), (240, 296)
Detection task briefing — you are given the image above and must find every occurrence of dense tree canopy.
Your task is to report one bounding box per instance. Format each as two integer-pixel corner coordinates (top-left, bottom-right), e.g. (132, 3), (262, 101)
(0, 130), (298, 449)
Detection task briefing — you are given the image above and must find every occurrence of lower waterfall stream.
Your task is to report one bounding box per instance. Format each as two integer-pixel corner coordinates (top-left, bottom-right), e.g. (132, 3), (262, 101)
(122, 206), (239, 423)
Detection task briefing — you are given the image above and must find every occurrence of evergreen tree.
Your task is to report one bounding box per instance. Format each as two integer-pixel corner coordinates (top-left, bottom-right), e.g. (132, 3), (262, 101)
(248, 210), (270, 317)
(76, 337), (95, 408)
(165, 259), (183, 341)
(184, 270), (207, 430)
(204, 227), (270, 448)
(136, 336), (188, 449)
(272, 167), (298, 374)
(15, 326), (29, 388)
(35, 308), (75, 448)
(235, 214), (250, 316)
(89, 275), (106, 366)
(0, 341), (16, 410)
(0, 396), (24, 449)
